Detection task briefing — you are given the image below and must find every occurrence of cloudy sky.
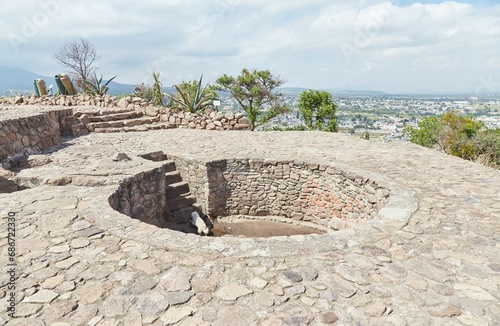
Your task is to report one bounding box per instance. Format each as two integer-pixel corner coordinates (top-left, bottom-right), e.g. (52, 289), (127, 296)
(1, 0), (499, 93)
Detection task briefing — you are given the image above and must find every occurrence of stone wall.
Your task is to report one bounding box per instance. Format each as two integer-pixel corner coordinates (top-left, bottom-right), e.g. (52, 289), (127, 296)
(108, 165), (171, 227)
(0, 94), (149, 108)
(0, 108), (86, 161)
(169, 155), (210, 211)
(106, 155), (391, 231)
(0, 111), (60, 161)
(205, 159), (390, 229)
(2, 95), (251, 131)
(157, 109), (250, 131)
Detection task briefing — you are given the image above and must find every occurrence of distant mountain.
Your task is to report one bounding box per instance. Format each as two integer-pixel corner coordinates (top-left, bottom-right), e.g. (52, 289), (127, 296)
(0, 65), (143, 96)
(105, 81), (135, 96)
(0, 66), (52, 93)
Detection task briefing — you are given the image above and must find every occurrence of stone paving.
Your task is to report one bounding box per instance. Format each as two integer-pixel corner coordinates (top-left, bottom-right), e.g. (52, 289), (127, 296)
(0, 128), (499, 325)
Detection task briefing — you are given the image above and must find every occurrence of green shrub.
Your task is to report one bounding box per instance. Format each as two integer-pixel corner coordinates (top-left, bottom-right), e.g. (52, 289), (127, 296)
(360, 131), (370, 140)
(82, 74), (117, 96)
(167, 74), (216, 113)
(404, 112), (499, 169)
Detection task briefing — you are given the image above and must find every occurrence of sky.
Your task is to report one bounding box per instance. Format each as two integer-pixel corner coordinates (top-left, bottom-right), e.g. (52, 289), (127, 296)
(1, 0), (500, 94)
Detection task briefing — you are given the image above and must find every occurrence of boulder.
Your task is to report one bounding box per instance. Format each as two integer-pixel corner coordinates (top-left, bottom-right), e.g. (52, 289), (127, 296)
(234, 123), (250, 130)
(213, 112), (224, 121)
(117, 97), (130, 108)
(238, 117), (249, 124)
(14, 96), (24, 104)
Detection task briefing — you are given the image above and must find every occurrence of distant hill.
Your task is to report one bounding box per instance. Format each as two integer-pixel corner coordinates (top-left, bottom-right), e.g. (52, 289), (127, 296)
(280, 86), (387, 97)
(0, 65), (141, 96)
(0, 66), (52, 93)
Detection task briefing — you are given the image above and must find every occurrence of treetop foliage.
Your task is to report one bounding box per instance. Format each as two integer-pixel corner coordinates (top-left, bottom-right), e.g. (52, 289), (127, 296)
(297, 90), (338, 132)
(215, 69), (288, 130)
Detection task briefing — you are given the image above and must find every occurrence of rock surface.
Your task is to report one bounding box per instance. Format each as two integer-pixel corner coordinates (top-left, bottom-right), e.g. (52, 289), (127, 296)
(0, 113), (499, 325)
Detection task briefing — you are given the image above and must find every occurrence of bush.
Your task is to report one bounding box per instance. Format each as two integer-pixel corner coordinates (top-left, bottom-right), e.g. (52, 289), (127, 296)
(133, 83), (154, 102)
(404, 112), (499, 169)
(471, 129), (500, 169)
(133, 72), (164, 106)
(360, 131), (370, 140)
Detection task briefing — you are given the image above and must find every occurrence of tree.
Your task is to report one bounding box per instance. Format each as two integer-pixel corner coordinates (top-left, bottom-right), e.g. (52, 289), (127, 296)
(215, 69), (288, 130)
(403, 116), (443, 149)
(168, 75), (217, 113)
(55, 37), (100, 88)
(297, 90), (338, 132)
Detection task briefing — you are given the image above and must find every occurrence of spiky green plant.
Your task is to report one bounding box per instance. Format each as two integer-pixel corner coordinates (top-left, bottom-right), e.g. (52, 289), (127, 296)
(151, 71), (163, 107)
(82, 74), (117, 95)
(167, 74), (216, 113)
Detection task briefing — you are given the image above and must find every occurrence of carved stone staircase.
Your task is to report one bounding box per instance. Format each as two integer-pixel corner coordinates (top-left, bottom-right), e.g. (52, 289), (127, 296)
(75, 109), (172, 133)
(59, 115), (89, 137)
(162, 159), (204, 233)
(139, 151), (203, 231)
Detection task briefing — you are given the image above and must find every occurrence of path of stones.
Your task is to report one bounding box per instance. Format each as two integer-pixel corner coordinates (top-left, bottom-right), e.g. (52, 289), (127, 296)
(1, 127), (499, 325)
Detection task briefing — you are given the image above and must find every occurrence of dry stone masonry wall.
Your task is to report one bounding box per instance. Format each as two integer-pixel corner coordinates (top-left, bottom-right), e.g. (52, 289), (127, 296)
(206, 159), (390, 229)
(108, 165), (171, 227)
(2, 95), (251, 131)
(0, 111), (61, 161)
(169, 155), (210, 212)
(0, 95), (250, 162)
(107, 154), (391, 232)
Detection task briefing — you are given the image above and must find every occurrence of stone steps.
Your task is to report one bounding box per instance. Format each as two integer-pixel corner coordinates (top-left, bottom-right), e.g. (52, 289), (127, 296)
(88, 111), (141, 122)
(59, 115), (89, 137)
(86, 117), (160, 131)
(166, 181), (190, 198)
(93, 123), (175, 133)
(74, 108), (137, 117)
(167, 195), (197, 211)
(169, 204), (204, 225)
(165, 171), (182, 184)
(76, 108), (171, 133)
(163, 161), (177, 173)
(161, 162), (200, 221)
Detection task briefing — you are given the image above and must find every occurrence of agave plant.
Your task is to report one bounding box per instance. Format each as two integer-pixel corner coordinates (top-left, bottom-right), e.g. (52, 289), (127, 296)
(167, 74), (217, 113)
(82, 74), (117, 96)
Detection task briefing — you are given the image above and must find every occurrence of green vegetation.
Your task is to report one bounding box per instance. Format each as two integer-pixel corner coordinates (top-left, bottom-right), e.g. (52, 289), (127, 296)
(215, 69), (288, 131)
(269, 125), (309, 131)
(82, 74), (117, 96)
(152, 72), (164, 107)
(131, 72), (164, 106)
(167, 75), (217, 113)
(297, 90), (338, 132)
(133, 83), (154, 102)
(404, 112), (500, 169)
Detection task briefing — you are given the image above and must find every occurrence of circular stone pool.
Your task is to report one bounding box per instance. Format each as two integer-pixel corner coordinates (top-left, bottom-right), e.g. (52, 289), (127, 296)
(108, 152), (417, 238)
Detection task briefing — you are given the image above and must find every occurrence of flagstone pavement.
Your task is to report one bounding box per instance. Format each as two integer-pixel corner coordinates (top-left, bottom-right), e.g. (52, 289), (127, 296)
(1, 129), (499, 325)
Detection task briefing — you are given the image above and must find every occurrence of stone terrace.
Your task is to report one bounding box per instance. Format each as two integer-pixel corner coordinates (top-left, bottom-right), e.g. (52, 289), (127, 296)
(0, 106), (499, 325)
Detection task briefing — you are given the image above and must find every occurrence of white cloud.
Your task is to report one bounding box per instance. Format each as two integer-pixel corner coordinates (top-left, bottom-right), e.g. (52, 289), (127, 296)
(0, 0), (499, 92)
